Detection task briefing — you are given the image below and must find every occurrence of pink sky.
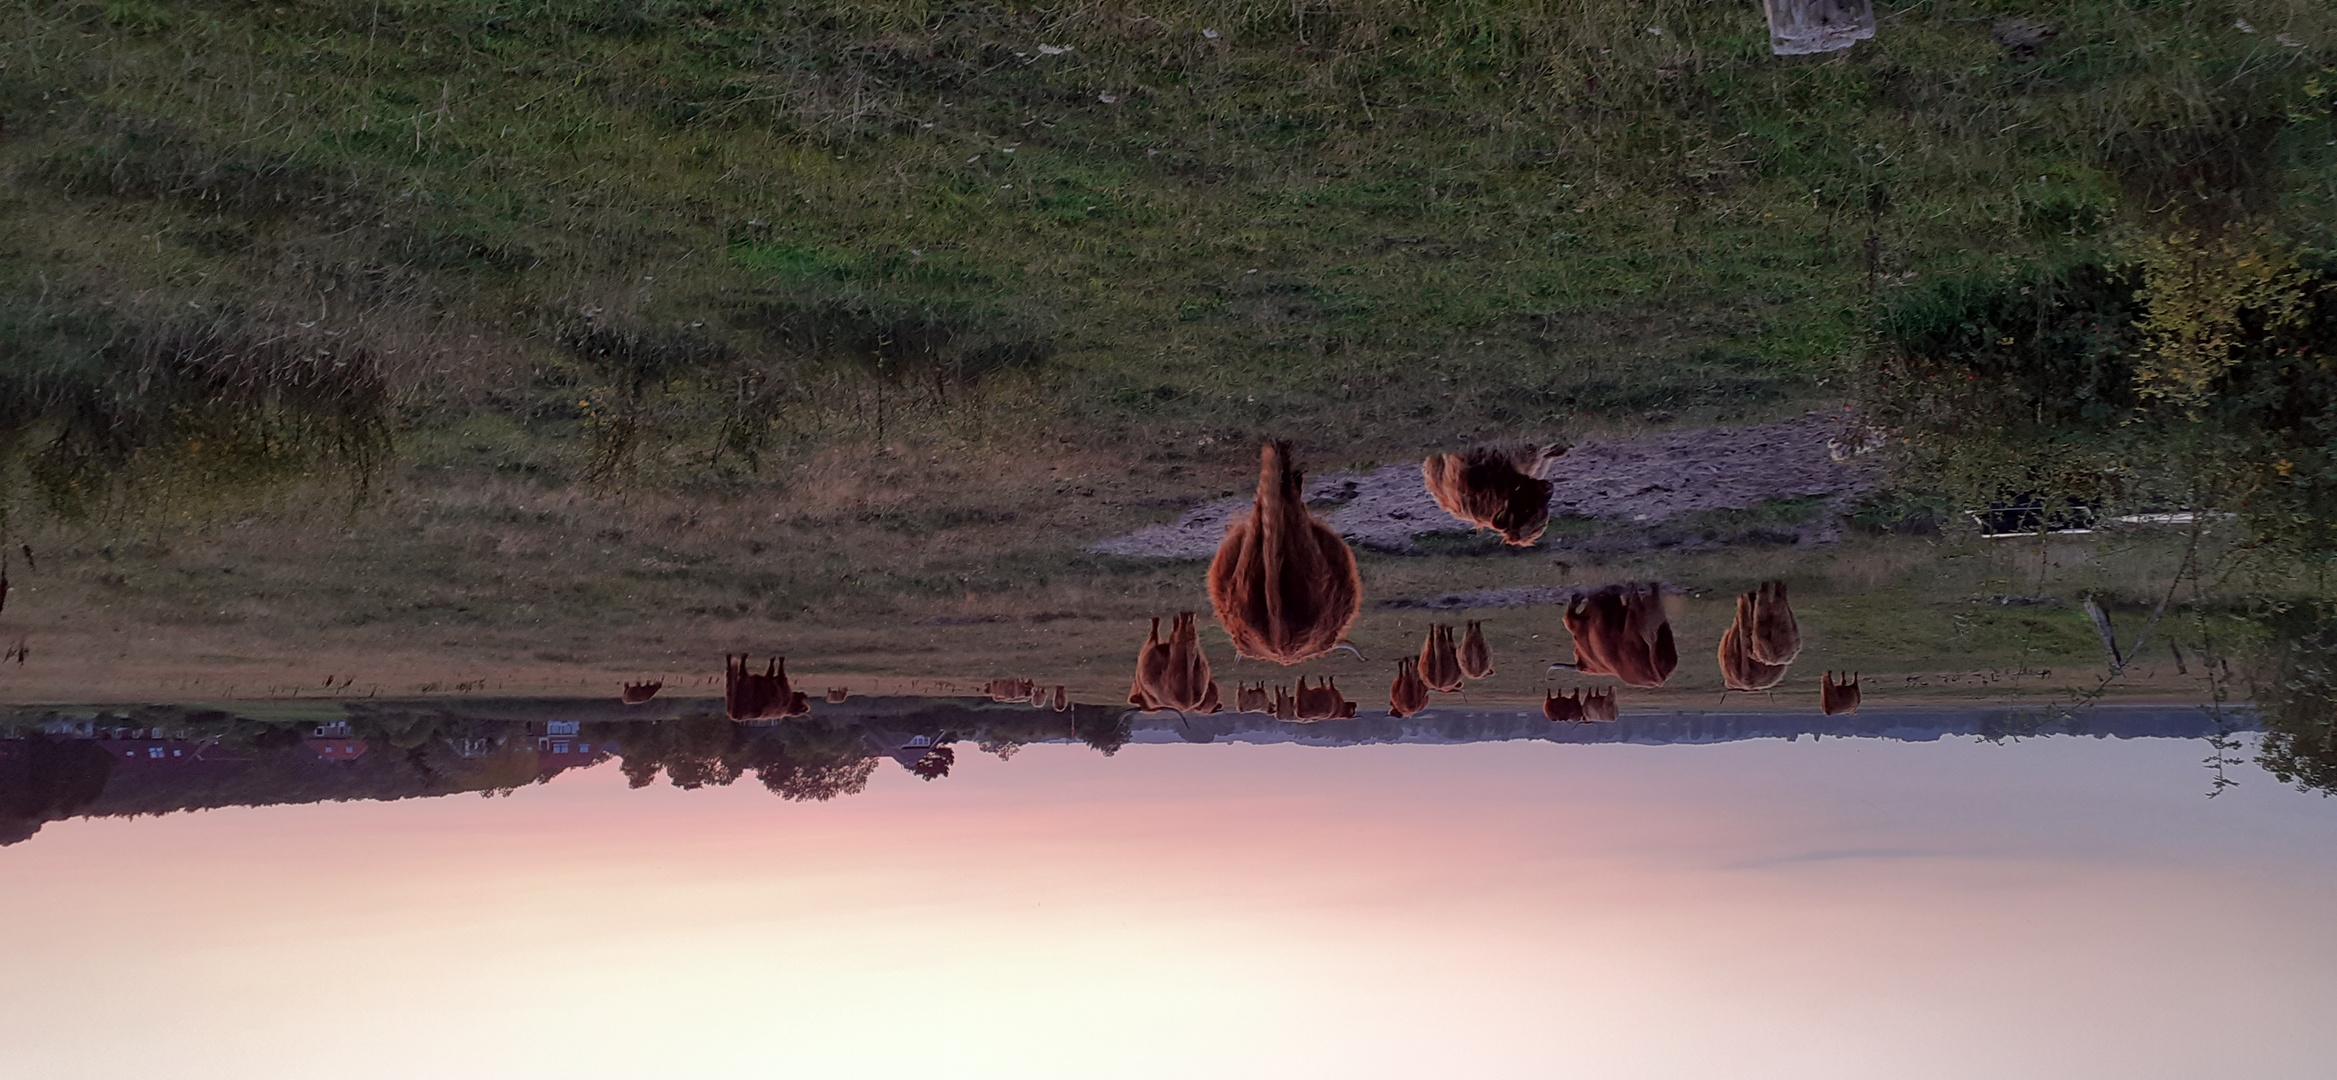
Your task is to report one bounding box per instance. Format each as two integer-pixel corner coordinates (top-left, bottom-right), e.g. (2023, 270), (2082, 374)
(3, 735), (2333, 1079)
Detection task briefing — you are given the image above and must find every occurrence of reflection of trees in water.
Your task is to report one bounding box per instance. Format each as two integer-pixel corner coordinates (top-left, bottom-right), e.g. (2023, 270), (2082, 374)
(587, 716), (889, 801)
(1071, 712), (1132, 756)
(0, 737), (114, 846)
(2250, 604), (2337, 797)
(0, 702), (1099, 843)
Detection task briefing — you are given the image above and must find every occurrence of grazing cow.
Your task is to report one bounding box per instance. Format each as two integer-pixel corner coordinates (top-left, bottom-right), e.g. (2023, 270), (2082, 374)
(1208, 441), (1365, 665)
(1554, 583), (1678, 688)
(1128, 613), (1225, 714)
(1822, 671), (1861, 715)
(826, 687), (850, 704)
(1543, 688), (1585, 723)
(1459, 620), (1494, 680)
(1747, 580), (1802, 666)
(726, 655), (810, 720)
(1292, 676), (1358, 721)
(1581, 687), (1619, 723)
(1421, 443), (1566, 546)
(1419, 624), (1464, 693)
(1050, 685), (1070, 712)
(620, 680), (663, 705)
(1389, 658), (1430, 718)
(1235, 681), (1272, 715)
(1718, 593), (1791, 692)
(1270, 683), (1298, 721)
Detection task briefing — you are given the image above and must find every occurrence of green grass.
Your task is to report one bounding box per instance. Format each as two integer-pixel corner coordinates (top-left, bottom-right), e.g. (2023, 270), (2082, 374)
(5, 0), (2332, 504)
(1, 0), (2334, 689)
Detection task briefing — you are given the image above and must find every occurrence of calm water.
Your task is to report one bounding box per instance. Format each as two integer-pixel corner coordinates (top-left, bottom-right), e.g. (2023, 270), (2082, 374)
(3, 700), (2331, 1079)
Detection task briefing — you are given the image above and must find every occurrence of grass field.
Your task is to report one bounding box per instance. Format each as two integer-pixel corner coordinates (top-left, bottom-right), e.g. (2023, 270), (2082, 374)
(1, 1), (2333, 703)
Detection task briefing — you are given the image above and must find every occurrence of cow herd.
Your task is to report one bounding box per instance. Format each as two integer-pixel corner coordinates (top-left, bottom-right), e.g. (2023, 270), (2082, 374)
(649, 441), (1862, 724)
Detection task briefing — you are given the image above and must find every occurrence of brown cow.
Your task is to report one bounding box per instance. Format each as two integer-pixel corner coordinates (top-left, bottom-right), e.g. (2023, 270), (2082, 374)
(1747, 580), (1802, 666)
(1208, 441), (1365, 665)
(1418, 624), (1464, 693)
(1389, 658), (1430, 718)
(1581, 686), (1618, 723)
(1050, 685), (1071, 712)
(1718, 593), (1791, 692)
(1292, 676), (1359, 721)
(1543, 688), (1585, 723)
(1235, 681), (1272, 715)
(825, 687), (851, 704)
(726, 655), (811, 720)
(1128, 613), (1225, 714)
(1553, 583), (1678, 688)
(620, 680), (663, 705)
(1459, 620), (1494, 680)
(1822, 671), (1862, 715)
(1421, 443), (1566, 546)
(987, 678), (1038, 703)
(1270, 683), (1298, 721)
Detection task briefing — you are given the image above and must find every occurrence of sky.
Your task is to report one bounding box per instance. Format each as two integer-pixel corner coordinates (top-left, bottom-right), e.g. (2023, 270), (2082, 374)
(3, 733), (2334, 1080)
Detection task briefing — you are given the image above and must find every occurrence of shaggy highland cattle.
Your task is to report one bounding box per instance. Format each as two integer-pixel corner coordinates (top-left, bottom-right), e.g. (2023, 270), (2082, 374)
(1718, 593), (1792, 692)
(725, 655), (810, 720)
(1553, 582), (1678, 688)
(1389, 657), (1430, 718)
(1543, 687), (1585, 723)
(1128, 612), (1225, 714)
(1459, 620), (1494, 680)
(1421, 443), (1566, 546)
(1822, 671), (1862, 715)
(1291, 676), (1359, 721)
(1235, 681), (1272, 715)
(1746, 580), (1801, 665)
(1208, 441), (1364, 665)
(1418, 623), (1464, 693)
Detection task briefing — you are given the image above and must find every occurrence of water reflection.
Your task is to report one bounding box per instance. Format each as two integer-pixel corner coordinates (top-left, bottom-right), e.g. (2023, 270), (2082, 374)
(0, 699), (2259, 847)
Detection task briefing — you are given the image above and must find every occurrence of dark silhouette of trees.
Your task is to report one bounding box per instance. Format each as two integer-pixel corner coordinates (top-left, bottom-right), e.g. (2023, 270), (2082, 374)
(0, 736), (115, 845)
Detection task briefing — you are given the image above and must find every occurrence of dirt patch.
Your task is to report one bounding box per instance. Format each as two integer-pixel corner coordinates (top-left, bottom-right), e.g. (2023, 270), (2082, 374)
(1086, 412), (1882, 559)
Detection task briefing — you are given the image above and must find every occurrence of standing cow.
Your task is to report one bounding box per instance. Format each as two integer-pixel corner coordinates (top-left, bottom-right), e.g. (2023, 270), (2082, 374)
(1209, 441), (1364, 665)
(1459, 621), (1494, 680)
(1389, 658), (1430, 718)
(1128, 612), (1225, 714)
(1418, 624), (1464, 693)
(1553, 583), (1678, 688)
(726, 655), (810, 720)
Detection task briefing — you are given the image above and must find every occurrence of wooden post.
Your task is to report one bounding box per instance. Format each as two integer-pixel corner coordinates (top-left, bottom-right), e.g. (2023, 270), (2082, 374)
(1764, 0), (1876, 55)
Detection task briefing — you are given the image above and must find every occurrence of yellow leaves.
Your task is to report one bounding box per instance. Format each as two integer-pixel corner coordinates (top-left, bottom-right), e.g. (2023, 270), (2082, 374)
(2129, 229), (2310, 416)
(2277, 459), (2297, 477)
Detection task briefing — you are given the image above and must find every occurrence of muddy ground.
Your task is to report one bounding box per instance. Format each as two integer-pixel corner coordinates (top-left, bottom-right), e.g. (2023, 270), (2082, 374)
(1088, 412), (1883, 562)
